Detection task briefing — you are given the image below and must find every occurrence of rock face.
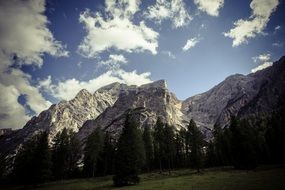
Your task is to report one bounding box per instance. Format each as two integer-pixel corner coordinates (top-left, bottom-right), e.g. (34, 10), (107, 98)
(77, 80), (186, 141)
(0, 85), (122, 155)
(182, 56), (285, 130)
(1, 56), (285, 156)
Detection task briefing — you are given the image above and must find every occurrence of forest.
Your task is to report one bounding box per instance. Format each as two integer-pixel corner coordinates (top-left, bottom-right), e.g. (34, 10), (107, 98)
(0, 106), (285, 188)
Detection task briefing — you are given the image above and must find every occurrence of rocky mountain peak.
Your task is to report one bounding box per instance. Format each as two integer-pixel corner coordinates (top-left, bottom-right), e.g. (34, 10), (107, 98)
(140, 80), (167, 89)
(75, 89), (92, 99)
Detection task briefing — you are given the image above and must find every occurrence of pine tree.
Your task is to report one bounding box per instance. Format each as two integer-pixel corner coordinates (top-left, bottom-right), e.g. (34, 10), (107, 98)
(187, 119), (205, 173)
(174, 128), (187, 168)
(230, 117), (258, 170)
(97, 132), (115, 176)
(13, 132), (51, 186)
(67, 132), (82, 177)
(83, 128), (104, 177)
(163, 124), (176, 173)
(142, 125), (154, 172)
(205, 140), (216, 167)
(113, 115), (145, 186)
(51, 128), (70, 180)
(153, 118), (165, 172)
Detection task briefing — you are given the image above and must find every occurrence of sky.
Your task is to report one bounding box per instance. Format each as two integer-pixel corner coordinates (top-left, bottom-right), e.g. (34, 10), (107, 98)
(0, 0), (284, 129)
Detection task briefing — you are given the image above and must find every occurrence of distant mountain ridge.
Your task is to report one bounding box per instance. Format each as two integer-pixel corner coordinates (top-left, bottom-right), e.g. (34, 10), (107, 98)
(1, 56), (285, 157)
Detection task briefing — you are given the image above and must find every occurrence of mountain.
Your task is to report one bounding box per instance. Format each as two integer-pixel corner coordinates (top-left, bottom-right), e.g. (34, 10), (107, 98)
(182, 56), (285, 131)
(77, 80), (186, 141)
(0, 83), (124, 156)
(0, 56), (285, 157)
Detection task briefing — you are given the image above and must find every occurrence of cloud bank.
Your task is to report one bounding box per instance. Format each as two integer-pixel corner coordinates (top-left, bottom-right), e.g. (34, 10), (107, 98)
(0, 0), (68, 129)
(39, 69), (152, 101)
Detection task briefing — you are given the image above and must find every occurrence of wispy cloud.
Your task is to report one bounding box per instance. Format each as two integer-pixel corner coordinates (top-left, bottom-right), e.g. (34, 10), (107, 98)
(224, 0), (279, 47)
(144, 0), (192, 28)
(182, 37), (200, 51)
(99, 54), (128, 69)
(161, 51), (176, 59)
(251, 53), (273, 73)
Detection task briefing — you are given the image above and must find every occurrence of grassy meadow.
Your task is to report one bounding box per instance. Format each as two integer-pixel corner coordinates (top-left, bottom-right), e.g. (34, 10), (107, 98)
(3, 166), (285, 190)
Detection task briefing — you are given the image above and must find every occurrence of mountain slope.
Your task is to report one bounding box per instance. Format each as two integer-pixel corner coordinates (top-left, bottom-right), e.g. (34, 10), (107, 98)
(0, 84), (124, 155)
(77, 80), (186, 141)
(182, 56), (285, 129)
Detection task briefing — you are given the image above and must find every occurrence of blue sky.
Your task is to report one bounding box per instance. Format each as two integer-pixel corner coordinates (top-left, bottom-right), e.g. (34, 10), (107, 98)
(0, 0), (284, 129)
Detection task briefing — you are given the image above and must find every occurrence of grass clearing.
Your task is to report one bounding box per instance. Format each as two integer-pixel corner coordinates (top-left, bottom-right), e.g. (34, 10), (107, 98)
(4, 166), (285, 190)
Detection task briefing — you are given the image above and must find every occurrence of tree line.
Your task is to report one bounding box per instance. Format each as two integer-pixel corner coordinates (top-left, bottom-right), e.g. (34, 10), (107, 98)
(0, 107), (285, 187)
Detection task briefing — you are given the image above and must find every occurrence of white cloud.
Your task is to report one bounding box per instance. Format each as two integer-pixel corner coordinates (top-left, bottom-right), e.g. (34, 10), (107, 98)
(0, 0), (67, 129)
(145, 0), (192, 28)
(252, 53), (271, 63)
(182, 37), (200, 51)
(0, 83), (30, 130)
(0, 0), (69, 67)
(78, 0), (158, 58)
(224, 0), (279, 47)
(39, 69), (152, 101)
(251, 62), (273, 73)
(194, 0), (224, 16)
(99, 54), (128, 69)
(251, 53), (273, 73)
(161, 51), (176, 59)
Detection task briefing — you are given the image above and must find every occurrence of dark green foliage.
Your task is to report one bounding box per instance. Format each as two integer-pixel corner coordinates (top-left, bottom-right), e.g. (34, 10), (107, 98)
(266, 107), (285, 163)
(142, 125), (154, 172)
(205, 140), (216, 167)
(12, 132), (51, 186)
(163, 124), (176, 173)
(230, 117), (258, 170)
(187, 119), (205, 172)
(83, 128), (104, 177)
(174, 128), (187, 168)
(97, 132), (115, 176)
(51, 128), (81, 180)
(113, 116), (145, 187)
(153, 118), (165, 172)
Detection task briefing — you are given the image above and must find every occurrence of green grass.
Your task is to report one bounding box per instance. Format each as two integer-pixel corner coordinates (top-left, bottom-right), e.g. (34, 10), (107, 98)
(4, 166), (285, 190)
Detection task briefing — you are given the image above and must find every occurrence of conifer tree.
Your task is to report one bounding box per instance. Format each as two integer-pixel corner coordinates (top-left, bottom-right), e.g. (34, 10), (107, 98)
(163, 124), (176, 173)
(143, 125), (154, 172)
(97, 132), (115, 176)
(153, 118), (165, 172)
(113, 115), (145, 186)
(51, 128), (70, 179)
(187, 119), (205, 172)
(230, 117), (258, 170)
(175, 128), (187, 168)
(83, 128), (104, 177)
(13, 132), (51, 186)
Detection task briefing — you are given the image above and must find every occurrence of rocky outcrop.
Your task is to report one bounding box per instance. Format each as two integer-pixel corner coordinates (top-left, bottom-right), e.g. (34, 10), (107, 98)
(0, 84), (123, 155)
(77, 80), (187, 141)
(182, 56), (285, 129)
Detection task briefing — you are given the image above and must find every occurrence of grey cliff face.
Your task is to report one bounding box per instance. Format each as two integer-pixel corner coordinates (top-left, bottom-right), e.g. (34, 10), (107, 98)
(0, 84), (122, 154)
(77, 80), (186, 141)
(182, 56), (285, 130)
